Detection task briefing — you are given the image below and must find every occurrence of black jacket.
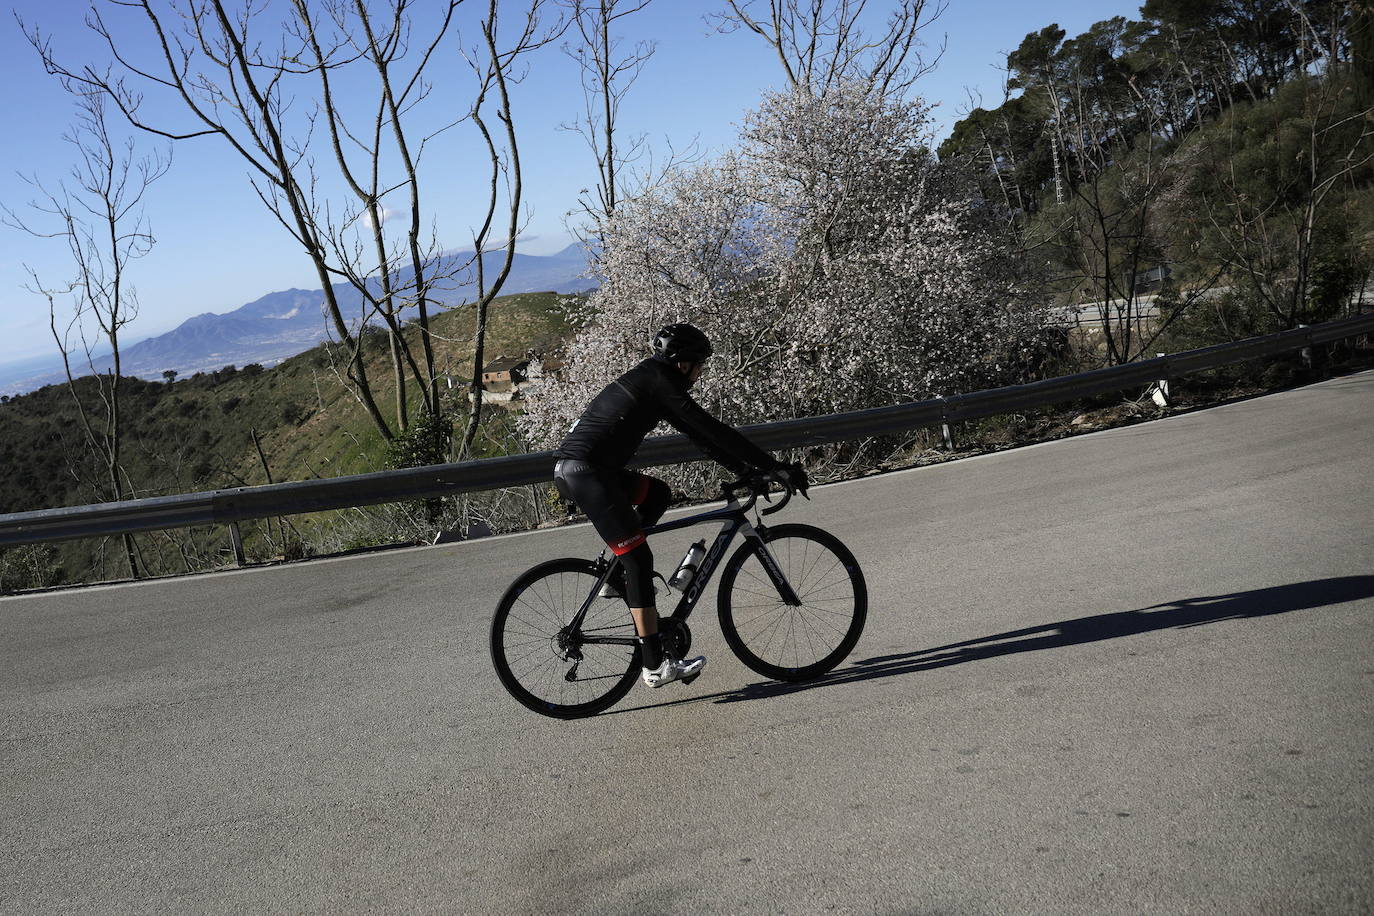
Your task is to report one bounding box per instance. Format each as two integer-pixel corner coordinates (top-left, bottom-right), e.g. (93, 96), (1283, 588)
(555, 355), (777, 475)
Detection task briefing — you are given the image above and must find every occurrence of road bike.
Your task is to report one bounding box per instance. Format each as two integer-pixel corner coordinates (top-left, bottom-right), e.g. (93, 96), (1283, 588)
(490, 477), (867, 719)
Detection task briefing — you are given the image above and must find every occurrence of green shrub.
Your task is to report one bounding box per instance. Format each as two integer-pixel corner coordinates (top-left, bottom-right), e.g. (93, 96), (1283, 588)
(0, 544), (62, 593)
(281, 401), (306, 425)
(383, 410), (455, 523)
(383, 411), (454, 470)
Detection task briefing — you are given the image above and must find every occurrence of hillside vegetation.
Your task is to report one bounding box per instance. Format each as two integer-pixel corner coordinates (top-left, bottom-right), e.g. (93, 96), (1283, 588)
(0, 291), (573, 587)
(939, 1), (1372, 365)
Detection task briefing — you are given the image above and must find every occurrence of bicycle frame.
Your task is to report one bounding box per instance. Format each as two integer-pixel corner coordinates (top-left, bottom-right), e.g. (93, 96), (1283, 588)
(565, 494), (802, 649)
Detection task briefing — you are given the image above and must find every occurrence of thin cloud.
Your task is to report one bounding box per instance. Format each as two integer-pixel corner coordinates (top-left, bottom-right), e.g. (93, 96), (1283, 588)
(361, 206), (398, 229)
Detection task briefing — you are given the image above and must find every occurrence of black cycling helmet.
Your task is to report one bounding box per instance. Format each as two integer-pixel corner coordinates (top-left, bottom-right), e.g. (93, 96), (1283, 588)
(652, 323), (713, 363)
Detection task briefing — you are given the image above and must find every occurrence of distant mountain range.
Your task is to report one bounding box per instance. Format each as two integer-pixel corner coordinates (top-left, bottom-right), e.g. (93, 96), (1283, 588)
(0, 245), (594, 397)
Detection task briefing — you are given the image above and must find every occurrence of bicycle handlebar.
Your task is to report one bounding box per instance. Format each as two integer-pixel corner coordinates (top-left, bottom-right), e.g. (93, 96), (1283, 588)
(722, 475), (795, 516)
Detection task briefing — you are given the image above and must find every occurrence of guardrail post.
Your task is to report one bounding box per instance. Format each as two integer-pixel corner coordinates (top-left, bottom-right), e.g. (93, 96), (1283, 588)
(936, 396), (954, 450)
(228, 522), (246, 567)
(1151, 353), (1171, 408)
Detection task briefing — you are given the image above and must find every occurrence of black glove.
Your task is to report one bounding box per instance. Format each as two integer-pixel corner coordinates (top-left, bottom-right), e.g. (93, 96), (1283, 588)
(779, 462), (809, 497)
(755, 463), (808, 497)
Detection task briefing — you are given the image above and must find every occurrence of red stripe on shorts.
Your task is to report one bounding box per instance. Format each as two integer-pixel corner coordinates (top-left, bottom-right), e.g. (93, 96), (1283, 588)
(608, 531), (646, 556)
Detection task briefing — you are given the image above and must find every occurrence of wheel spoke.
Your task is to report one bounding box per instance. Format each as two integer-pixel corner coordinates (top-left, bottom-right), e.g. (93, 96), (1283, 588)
(493, 563), (640, 717)
(722, 531), (864, 678)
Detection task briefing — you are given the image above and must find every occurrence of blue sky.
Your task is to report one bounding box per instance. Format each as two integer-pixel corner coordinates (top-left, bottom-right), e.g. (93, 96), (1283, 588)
(0, 0), (1143, 367)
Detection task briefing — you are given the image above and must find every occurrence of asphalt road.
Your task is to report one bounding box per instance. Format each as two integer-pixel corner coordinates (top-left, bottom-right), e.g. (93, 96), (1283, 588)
(3, 372), (1372, 915)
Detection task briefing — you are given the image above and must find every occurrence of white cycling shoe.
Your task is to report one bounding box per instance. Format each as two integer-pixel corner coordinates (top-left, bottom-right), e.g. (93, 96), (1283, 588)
(642, 655), (706, 688)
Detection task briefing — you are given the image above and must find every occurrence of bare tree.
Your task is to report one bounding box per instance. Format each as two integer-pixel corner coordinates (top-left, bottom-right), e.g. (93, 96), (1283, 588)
(25, 2), (586, 463)
(711, 0), (947, 98)
(562, 0), (656, 230)
(2, 90), (170, 578)
(456, 0), (566, 458)
(1036, 83), (1191, 364)
(290, 0), (463, 433)
(22, 1), (397, 439)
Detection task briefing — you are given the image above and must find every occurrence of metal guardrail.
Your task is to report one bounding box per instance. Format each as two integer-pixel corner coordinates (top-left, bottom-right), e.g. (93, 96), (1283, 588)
(2, 312), (1371, 549)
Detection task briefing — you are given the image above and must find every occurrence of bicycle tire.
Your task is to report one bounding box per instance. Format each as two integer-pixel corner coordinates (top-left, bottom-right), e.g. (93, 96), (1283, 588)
(490, 558), (641, 719)
(717, 524), (866, 682)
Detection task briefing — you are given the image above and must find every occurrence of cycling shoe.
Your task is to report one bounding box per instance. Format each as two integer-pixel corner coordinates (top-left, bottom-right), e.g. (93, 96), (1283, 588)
(642, 655), (706, 688)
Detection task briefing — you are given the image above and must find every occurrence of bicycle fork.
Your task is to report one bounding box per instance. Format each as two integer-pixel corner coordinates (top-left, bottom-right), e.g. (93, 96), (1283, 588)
(742, 523), (803, 607)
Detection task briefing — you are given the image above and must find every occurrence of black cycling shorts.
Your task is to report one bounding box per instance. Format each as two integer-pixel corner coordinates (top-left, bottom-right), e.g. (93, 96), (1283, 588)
(552, 459), (659, 555)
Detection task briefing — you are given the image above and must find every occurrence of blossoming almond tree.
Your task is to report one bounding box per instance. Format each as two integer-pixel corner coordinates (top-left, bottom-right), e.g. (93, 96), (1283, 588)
(520, 83), (1052, 489)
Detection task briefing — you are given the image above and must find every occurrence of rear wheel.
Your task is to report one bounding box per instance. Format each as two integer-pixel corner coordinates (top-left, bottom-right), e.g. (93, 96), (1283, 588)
(490, 558), (640, 719)
(717, 524), (866, 681)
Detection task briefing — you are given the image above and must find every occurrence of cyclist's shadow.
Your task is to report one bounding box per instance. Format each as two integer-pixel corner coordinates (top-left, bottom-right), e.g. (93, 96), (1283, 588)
(617, 575), (1374, 713)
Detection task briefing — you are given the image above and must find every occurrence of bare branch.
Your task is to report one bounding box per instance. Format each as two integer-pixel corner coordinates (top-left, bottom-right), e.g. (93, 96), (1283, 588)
(710, 0), (946, 98)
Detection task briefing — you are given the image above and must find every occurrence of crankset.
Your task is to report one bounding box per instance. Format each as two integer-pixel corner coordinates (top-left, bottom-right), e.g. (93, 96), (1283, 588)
(658, 617), (692, 660)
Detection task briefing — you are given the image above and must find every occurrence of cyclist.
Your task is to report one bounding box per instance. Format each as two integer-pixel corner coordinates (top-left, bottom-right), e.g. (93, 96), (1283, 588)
(552, 323), (802, 688)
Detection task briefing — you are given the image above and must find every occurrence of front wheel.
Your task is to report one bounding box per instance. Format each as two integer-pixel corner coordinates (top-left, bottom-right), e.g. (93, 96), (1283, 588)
(490, 558), (640, 719)
(717, 524), (867, 681)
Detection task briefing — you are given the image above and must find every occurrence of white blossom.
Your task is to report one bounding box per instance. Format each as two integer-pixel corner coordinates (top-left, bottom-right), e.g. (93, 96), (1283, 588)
(521, 84), (1052, 487)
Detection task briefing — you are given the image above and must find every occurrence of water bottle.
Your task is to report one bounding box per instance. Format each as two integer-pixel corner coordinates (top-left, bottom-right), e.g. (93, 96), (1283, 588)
(669, 539), (707, 591)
